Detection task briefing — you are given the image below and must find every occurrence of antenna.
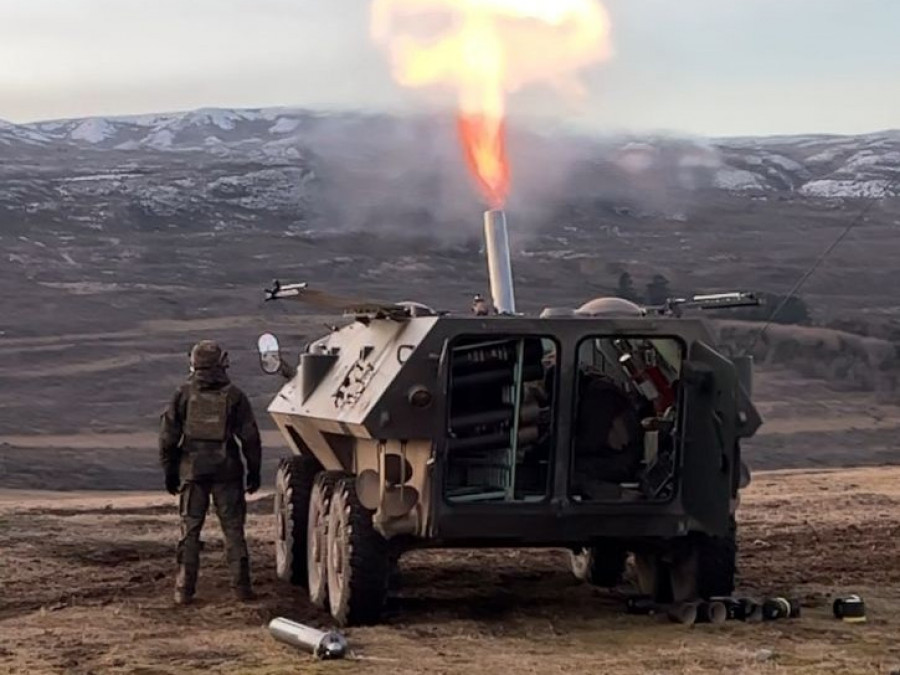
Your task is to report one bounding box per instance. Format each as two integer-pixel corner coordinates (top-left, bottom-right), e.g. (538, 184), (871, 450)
(745, 170), (900, 353)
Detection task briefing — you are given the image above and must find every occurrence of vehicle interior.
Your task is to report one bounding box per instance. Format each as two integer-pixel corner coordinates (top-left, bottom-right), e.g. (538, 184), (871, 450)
(570, 335), (684, 503)
(444, 335), (556, 503)
(442, 332), (684, 505)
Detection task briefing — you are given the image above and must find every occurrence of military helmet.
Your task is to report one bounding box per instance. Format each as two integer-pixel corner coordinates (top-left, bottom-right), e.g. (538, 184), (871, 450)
(190, 340), (228, 369)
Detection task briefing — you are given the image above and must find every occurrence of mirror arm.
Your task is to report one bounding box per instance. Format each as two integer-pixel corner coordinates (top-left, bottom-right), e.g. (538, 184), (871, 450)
(278, 359), (297, 380)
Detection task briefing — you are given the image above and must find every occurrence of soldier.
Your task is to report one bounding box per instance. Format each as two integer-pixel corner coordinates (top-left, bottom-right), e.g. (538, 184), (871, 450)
(571, 370), (644, 498)
(159, 340), (262, 605)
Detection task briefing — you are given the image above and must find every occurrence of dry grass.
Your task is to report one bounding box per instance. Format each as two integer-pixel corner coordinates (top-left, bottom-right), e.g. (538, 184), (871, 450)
(716, 320), (900, 393)
(2, 467), (900, 674)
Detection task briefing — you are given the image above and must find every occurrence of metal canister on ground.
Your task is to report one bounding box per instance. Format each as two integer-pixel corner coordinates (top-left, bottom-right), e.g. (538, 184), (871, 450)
(833, 595), (866, 623)
(625, 597), (658, 615)
(667, 602), (698, 625)
(711, 597), (762, 622)
(712, 597), (742, 621)
(268, 617), (348, 659)
(762, 597), (799, 621)
(741, 598), (764, 622)
(696, 601), (728, 624)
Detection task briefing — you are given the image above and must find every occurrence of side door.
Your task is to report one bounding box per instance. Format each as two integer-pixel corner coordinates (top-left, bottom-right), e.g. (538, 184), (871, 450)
(678, 341), (738, 536)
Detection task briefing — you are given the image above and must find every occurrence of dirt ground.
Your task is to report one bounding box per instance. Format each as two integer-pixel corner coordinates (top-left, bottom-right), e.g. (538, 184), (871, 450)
(1, 467), (899, 675)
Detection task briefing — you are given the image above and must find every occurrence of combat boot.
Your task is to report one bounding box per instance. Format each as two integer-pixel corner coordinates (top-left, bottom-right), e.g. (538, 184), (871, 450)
(231, 558), (256, 602)
(175, 564), (198, 605)
(174, 589), (194, 605)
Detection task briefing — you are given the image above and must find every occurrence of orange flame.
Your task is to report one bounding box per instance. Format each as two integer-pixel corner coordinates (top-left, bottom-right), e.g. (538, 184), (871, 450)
(371, 0), (612, 207)
(457, 113), (509, 209)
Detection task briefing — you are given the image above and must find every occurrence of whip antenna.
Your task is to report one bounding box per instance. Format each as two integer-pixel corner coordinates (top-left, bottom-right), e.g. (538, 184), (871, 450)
(745, 170), (900, 353)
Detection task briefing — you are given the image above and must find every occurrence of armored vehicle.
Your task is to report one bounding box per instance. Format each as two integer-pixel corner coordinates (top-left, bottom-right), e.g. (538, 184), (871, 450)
(257, 210), (762, 626)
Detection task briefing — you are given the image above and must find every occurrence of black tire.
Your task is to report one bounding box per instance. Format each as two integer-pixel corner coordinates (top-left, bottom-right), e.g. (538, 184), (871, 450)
(387, 548), (403, 591)
(274, 455), (320, 586)
(326, 477), (389, 626)
(307, 470), (346, 608)
(696, 520), (737, 599)
(633, 551), (668, 602)
(570, 544), (628, 587)
(669, 520), (738, 602)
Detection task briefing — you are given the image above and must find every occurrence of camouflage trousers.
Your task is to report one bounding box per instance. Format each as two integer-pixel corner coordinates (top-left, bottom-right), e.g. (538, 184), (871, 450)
(176, 479), (251, 596)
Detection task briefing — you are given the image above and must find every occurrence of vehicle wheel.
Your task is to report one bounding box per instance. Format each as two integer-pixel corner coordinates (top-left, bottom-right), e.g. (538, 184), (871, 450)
(570, 543), (628, 587)
(274, 455), (320, 586)
(387, 548), (403, 591)
(697, 519), (737, 599)
(307, 470), (346, 608)
(633, 551), (669, 602)
(326, 477), (389, 626)
(669, 520), (738, 602)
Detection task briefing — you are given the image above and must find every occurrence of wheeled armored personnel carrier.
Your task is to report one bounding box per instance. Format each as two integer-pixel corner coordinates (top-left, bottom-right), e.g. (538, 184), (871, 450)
(256, 210), (762, 626)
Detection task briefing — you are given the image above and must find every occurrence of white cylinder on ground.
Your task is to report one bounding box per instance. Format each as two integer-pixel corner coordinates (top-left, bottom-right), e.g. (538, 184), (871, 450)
(483, 209), (516, 315)
(268, 617), (347, 659)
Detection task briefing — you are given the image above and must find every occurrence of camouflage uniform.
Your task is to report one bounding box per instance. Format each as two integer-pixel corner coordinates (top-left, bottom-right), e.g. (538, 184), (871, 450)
(572, 373), (644, 497)
(159, 340), (262, 604)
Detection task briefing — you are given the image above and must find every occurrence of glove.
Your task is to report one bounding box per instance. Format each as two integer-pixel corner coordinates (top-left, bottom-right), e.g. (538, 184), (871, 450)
(165, 471), (180, 496)
(246, 472), (261, 495)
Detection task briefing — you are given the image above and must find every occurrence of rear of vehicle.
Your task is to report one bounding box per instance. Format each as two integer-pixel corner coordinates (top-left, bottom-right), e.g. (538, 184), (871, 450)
(266, 313), (760, 625)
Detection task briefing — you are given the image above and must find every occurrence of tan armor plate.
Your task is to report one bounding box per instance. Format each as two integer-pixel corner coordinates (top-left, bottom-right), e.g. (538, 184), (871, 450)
(185, 388), (229, 442)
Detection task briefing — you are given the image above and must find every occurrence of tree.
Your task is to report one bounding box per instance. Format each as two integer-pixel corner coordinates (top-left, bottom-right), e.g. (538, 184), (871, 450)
(616, 272), (640, 302)
(645, 274), (671, 306)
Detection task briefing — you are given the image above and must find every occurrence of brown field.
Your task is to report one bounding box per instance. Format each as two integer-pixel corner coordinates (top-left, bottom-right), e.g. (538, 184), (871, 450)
(1, 466), (899, 675)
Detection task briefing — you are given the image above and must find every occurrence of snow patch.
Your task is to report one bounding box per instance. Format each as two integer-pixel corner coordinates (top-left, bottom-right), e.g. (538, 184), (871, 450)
(145, 129), (175, 148)
(800, 179), (896, 198)
(843, 150), (900, 173)
(70, 118), (115, 143)
(764, 153), (805, 173)
(186, 109), (258, 131)
(713, 168), (766, 191)
(269, 117), (301, 134)
(806, 148), (841, 164)
(64, 172), (144, 183)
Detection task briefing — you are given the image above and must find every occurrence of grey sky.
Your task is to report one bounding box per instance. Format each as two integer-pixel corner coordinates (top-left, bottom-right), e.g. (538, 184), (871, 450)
(1, 0), (897, 136)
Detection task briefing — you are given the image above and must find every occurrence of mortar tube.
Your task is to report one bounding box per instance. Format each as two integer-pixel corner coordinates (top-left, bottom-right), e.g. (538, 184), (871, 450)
(483, 210), (516, 315)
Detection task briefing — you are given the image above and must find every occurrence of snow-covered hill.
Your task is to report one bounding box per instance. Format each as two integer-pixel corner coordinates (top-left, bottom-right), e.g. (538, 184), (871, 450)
(0, 108), (897, 237)
(4, 108), (897, 194)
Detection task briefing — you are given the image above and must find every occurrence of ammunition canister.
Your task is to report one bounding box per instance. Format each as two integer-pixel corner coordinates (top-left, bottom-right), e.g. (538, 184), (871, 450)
(696, 601), (727, 624)
(762, 597), (793, 621)
(625, 597), (657, 615)
(667, 602), (698, 625)
(833, 595), (866, 623)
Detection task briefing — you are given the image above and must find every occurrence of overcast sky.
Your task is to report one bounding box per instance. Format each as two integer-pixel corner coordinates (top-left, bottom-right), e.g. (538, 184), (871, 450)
(1, 0), (898, 136)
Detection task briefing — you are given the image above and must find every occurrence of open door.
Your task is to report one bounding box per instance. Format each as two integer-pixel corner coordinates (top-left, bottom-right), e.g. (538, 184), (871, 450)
(678, 341), (738, 536)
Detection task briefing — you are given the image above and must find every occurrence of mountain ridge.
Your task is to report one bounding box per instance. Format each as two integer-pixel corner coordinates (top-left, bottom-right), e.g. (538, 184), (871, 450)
(1, 107), (898, 247)
(0, 106), (897, 201)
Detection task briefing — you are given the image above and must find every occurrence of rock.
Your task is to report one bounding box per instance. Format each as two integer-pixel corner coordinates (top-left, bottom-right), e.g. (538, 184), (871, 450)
(754, 649), (775, 663)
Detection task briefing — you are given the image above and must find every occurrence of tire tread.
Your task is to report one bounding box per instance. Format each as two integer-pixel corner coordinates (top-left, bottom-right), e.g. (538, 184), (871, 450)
(276, 455), (319, 586)
(331, 477), (389, 626)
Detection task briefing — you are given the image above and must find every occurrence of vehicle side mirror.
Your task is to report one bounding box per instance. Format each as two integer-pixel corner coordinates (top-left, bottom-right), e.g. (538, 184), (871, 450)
(257, 333), (282, 375)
